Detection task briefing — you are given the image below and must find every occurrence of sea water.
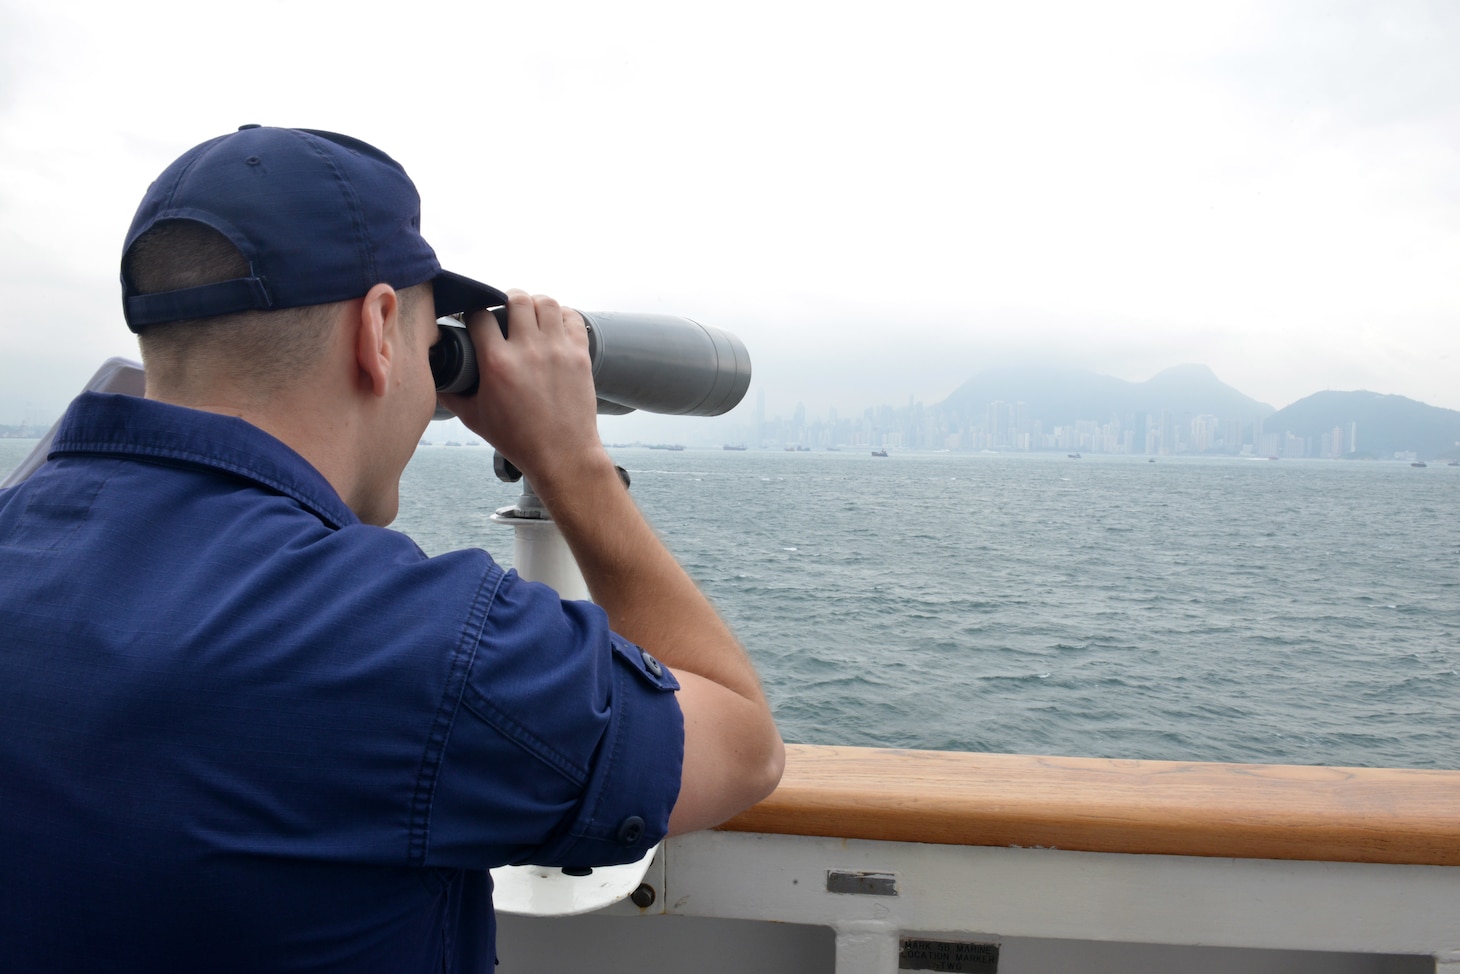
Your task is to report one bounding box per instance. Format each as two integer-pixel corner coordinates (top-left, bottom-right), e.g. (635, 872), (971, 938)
(399, 446), (1460, 770)
(5, 439), (1457, 769)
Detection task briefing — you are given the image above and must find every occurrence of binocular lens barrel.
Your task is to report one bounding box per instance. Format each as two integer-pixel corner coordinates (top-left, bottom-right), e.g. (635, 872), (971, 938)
(428, 326), (479, 396)
(430, 311), (751, 417)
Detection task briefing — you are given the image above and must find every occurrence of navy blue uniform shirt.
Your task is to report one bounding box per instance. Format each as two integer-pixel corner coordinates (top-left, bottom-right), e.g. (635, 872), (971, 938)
(0, 392), (684, 972)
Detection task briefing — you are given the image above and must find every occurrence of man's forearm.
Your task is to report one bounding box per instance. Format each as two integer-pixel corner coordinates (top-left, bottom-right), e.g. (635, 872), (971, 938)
(533, 452), (785, 833)
(531, 453), (764, 703)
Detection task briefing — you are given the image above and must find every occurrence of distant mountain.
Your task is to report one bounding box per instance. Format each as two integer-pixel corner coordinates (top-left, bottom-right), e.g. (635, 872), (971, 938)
(939, 364), (1273, 425)
(1263, 391), (1460, 459)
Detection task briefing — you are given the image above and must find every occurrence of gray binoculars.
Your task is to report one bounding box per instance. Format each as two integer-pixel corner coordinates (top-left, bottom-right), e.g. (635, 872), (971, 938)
(430, 310), (752, 417)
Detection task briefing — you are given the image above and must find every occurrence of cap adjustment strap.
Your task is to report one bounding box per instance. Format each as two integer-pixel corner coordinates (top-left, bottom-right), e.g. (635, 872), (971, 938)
(124, 276), (272, 330)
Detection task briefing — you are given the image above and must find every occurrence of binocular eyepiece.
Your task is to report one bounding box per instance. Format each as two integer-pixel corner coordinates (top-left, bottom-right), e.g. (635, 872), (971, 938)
(430, 310), (752, 417)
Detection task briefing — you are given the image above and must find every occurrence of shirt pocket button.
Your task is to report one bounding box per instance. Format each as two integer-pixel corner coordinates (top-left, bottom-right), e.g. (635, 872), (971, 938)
(617, 816), (645, 845)
(640, 651), (663, 678)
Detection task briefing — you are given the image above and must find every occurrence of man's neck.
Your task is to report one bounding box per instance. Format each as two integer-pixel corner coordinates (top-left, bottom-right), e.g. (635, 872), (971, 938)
(146, 381), (370, 523)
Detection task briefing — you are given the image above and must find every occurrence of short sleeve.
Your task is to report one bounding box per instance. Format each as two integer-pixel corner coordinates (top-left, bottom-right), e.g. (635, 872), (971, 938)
(419, 571), (684, 870)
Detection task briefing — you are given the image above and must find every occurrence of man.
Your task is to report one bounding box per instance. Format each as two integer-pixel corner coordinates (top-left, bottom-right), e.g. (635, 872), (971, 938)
(0, 126), (783, 971)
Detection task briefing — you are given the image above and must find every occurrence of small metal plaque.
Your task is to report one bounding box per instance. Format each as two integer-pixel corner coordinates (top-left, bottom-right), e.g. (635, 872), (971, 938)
(899, 938), (1000, 973)
(825, 869), (898, 896)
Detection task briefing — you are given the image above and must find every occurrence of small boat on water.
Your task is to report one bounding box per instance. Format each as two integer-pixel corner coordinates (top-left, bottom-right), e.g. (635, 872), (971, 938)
(1412, 461), (1427, 468)
(871, 449), (888, 457)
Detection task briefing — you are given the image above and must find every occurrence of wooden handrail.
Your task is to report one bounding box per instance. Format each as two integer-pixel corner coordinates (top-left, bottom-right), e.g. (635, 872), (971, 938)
(719, 745), (1460, 867)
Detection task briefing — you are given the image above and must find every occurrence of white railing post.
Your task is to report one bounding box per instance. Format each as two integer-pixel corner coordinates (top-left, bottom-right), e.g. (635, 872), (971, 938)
(834, 921), (899, 974)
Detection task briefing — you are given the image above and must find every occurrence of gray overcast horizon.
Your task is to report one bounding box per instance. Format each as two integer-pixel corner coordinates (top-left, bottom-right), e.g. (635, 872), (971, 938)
(2, 1), (1457, 445)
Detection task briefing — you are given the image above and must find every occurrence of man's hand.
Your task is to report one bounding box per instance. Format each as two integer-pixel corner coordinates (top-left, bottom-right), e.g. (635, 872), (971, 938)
(437, 289), (609, 491)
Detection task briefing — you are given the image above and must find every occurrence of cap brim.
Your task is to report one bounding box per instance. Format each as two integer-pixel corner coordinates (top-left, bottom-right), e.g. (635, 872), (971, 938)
(433, 270), (508, 317)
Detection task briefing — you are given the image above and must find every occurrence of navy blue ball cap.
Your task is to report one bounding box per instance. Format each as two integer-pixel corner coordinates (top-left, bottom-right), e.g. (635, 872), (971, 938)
(121, 125), (506, 332)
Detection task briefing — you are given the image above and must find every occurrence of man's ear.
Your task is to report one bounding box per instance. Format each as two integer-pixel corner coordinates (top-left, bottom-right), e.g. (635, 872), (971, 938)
(355, 283), (400, 398)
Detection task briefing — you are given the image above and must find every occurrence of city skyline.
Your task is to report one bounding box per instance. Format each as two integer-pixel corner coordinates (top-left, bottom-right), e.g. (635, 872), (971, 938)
(597, 362), (1459, 459)
(9, 355), (1454, 463)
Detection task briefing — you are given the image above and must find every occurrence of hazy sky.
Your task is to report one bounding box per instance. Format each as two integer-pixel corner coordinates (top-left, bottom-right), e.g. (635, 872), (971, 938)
(2, 0), (1456, 443)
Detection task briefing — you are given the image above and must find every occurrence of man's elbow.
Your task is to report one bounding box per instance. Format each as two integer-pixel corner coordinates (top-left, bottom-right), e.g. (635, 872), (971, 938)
(748, 732), (786, 808)
(716, 722), (787, 817)
(667, 718), (786, 836)
(731, 705), (785, 811)
(668, 677), (786, 833)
